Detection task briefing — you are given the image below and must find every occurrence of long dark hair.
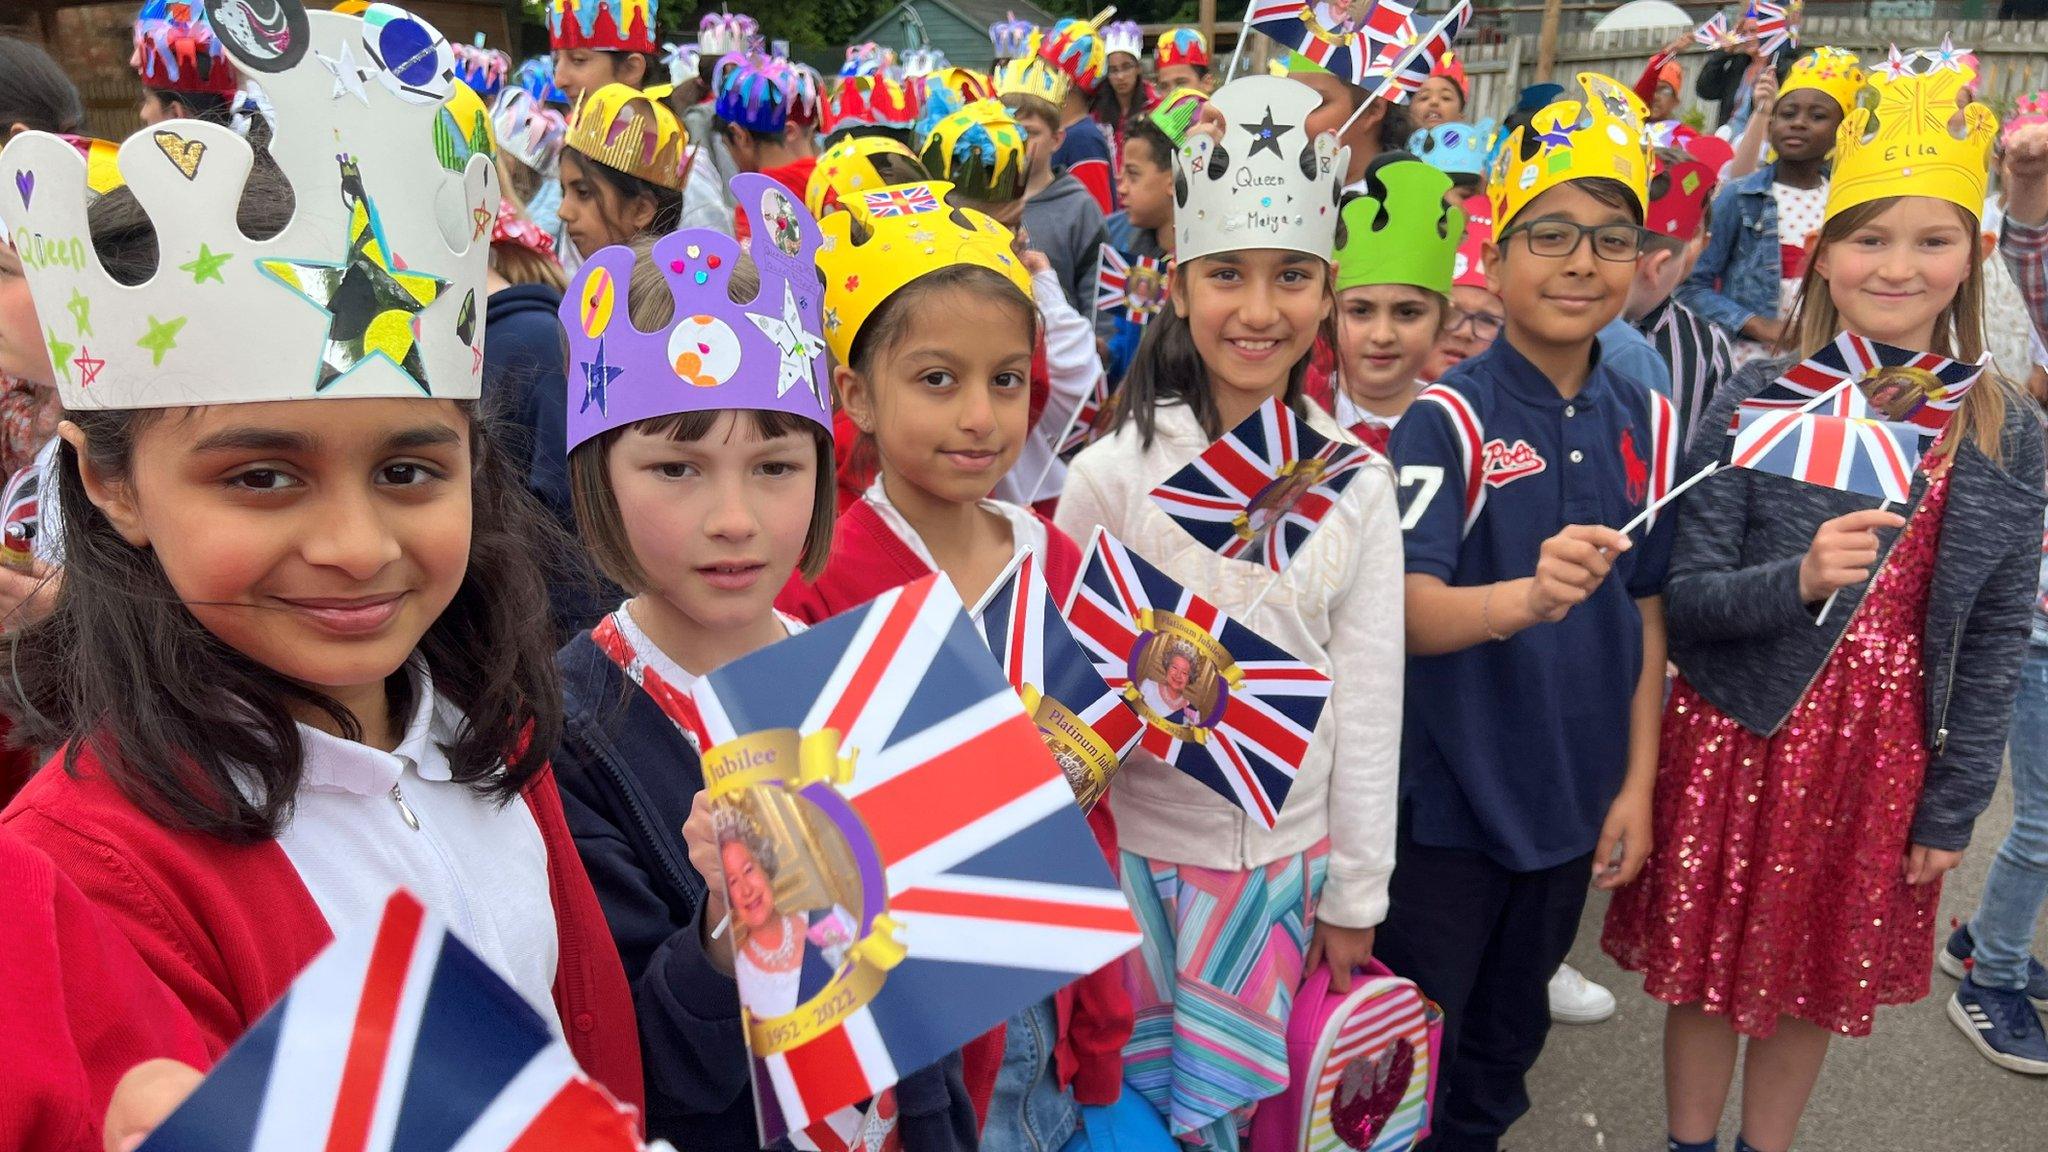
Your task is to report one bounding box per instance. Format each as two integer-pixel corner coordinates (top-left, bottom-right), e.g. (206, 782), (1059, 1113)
(3, 166), (565, 842)
(1109, 256), (1337, 448)
(0, 37), (84, 135)
(560, 148), (684, 243)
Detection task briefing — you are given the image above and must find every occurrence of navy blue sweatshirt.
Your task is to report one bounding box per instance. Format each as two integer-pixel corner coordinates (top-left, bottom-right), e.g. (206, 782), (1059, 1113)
(553, 630), (979, 1152)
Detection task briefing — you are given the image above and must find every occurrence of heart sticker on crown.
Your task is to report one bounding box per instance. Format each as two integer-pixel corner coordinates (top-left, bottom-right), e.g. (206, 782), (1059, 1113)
(153, 132), (207, 180)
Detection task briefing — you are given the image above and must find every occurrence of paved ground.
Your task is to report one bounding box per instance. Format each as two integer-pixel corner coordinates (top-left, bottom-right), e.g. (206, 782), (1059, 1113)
(1504, 776), (2047, 1152)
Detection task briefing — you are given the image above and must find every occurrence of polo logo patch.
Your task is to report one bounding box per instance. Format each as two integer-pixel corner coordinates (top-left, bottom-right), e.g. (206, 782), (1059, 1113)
(1481, 439), (1547, 488)
(1620, 427), (1649, 504)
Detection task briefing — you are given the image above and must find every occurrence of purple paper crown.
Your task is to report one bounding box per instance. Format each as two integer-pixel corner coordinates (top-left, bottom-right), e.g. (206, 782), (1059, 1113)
(714, 53), (793, 134)
(560, 172), (830, 451)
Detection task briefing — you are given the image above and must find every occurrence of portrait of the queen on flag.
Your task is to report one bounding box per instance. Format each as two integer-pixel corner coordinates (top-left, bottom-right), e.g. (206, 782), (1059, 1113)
(687, 575), (1141, 1143)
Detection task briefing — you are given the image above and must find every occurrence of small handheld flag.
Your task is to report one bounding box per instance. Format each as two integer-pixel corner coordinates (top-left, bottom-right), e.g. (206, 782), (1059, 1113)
(971, 550), (1147, 812)
(1363, 0), (1471, 102)
(1095, 244), (1172, 325)
(1244, 0), (1420, 85)
(1692, 12), (1739, 49)
(1066, 527), (1332, 828)
(1745, 1), (1793, 55)
(1729, 403), (1924, 504)
(1768, 332), (1986, 437)
(137, 891), (650, 1152)
(1149, 396), (1376, 573)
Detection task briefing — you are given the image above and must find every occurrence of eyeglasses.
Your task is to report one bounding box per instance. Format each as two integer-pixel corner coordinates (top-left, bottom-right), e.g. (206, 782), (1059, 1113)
(1499, 219), (1648, 262)
(1444, 307), (1505, 340)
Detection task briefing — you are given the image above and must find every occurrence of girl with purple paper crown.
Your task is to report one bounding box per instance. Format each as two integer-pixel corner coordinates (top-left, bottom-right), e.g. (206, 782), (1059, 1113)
(550, 172), (979, 1152)
(1053, 75), (1403, 1151)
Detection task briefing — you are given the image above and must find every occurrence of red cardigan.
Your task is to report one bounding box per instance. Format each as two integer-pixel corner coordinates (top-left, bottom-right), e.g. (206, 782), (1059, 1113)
(1, 747), (646, 1119)
(0, 827), (207, 1152)
(776, 500), (1130, 1115)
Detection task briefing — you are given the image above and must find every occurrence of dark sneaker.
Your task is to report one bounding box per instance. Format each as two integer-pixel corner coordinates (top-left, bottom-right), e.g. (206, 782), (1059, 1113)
(1938, 922), (2048, 1009)
(1950, 976), (2048, 1074)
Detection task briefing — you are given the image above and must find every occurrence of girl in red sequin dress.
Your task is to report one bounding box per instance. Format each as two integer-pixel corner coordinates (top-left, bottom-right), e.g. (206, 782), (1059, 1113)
(1603, 123), (2046, 1152)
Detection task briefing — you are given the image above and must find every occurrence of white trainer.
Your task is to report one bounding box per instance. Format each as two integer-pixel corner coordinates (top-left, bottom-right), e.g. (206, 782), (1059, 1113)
(1548, 962), (1617, 1025)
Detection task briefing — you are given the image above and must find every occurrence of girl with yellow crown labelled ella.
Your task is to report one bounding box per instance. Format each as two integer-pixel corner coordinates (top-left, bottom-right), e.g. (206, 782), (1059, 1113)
(775, 179), (1134, 1151)
(0, 0), (641, 1110)
(548, 173), (979, 1152)
(1603, 52), (2046, 1152)
(1054, 74), (1402, 1150)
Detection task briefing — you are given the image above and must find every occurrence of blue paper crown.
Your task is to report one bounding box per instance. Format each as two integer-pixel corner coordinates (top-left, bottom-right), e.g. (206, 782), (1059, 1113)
(715, 53), (793, 135)
(1409, 120), (1495, 178)
(512, 56), (568, 105)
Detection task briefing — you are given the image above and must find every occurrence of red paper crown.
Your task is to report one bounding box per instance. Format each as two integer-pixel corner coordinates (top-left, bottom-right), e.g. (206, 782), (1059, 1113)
(1431, 50), (1466, 96)
(1454, 192), (1492, 289)
(823, 75), (918, 134)
(1156, 27), (1208, 70)
(1647, 153), (1715, 240)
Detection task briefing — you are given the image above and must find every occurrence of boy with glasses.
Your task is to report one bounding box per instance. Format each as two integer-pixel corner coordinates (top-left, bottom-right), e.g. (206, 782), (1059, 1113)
(1378, 76), (1679, 1152)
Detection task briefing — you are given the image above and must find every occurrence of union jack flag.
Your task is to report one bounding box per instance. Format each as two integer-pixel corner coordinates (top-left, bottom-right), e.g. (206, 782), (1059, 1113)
(1764, 331), (1986, 436)
(1692, 12), (1738, 49)
(972, 551), (1147, 812)
(1246, 0), (1417, 85)
(1095, 244), (1172, 325)
(689, 575), (1141, 1143)
(137, 892), (646, 1152)
(1065, 527), (1333, 828)
(1730, 403), (1924, 503)
(1745, 1), (1793, 55)
(861, 184), (941, 217)
(1059, 373), (1115, 458)
(1364, 0), (1471, 103)
(1151, 397), (1376, 572)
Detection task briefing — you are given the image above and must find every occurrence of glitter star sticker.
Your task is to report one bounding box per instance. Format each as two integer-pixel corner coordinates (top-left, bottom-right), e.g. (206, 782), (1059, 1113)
(579, 338), (623, 414)
(179, 242), (232, 284)
(257, 158), (447, 393)
(137, 315), (185, 367)
(1247, 107), (1292, 160)
(317, 43), (372, 105)
(748, 280), (828, 403)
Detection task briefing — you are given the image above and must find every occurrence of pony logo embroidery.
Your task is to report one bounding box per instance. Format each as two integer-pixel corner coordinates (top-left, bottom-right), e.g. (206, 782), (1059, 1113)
(1619, 426), (1648, 504)
(1480, 438), (1546, 488)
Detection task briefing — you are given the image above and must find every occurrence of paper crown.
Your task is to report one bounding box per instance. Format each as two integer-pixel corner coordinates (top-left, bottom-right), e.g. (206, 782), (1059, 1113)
(1779, 46), (1864, 114)
(806, 134), (929, 216)
(698, 11), (759, 57)
(513, 55), (567, 104)
(912, 67), (997, 144)
(787, 63), (826, 125)
(1826, 56), (1996, 223)
(1103, 20), (1145, 60)
(0, 3), (494, 411)
(1336, 160), (1463, 296)
(990, 12), (1038, 60)
(132, 1), (239, 97)
(1646, 147), (1716, 240)
(2006, 89), (2048, 145)
(822, 75), (918, 135)
(816, 180), (1033, 364)
(919, 99), (1026, 204)
(1173, 76), (1347, 263)
(548, 0), (655, 55)
(492, 199), (556, 259)
(449, 37), (509, 100)
(567, 83), (685, 188)
(1040, 11), (1115, 95)
(662, 40), (701, 85)
(1157, 27), (1208, 69)
(1430, 50), (1467, 96)
(714, 53), (793, 135)
(1489, 72), (1651, 236)
(995, 42), (1073, 110)
(560, 173), (829, 450)
(840, 43), (897, 80)
(903, 46), (951, 79)
(1150, 86), (1208, 148)
(1453, 193), (1492, 288)
(491, 87), (568, 172)
(1410, 120), (1495, 178)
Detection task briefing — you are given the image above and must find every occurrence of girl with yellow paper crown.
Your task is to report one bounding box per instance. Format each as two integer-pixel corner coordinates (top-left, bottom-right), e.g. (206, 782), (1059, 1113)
(773, 175), (1134, 1152)
(1604, 47), (2046, 1152)
(1054, 74), (1402, 1150)
(556, 82), (689, 263)
(0, 0), (640, 1112)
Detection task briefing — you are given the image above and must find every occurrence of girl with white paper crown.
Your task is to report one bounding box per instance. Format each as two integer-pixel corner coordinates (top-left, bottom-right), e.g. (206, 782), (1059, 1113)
(549, 172), (978, 1152)
(773, 177), (1134, 1152)
(1602, 53), (2046, 1152)
(1053, 74), (1403, 1151)
(0, 0), (640, 1110)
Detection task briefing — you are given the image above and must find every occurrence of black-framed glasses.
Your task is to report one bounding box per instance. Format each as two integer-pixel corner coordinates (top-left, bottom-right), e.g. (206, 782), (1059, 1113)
(1445, 307), (1505, 340)
(1500, 219), (1648, 262)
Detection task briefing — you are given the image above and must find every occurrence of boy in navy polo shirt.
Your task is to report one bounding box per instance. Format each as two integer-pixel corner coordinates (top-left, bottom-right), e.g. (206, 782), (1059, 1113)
(1377, 75), (1680, 1152)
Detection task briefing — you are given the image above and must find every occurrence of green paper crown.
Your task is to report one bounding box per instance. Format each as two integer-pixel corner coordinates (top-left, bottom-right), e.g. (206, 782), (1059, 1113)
(1335, 160), (1464, 296)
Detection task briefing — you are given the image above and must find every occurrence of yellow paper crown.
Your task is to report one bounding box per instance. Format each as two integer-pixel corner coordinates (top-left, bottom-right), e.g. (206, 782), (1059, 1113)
(1826, 63), (1997, 222)
(806, 134), (929, 217)
(816, 180), (1034, 364)
(565, 82), (685, 189)
(1779, 47), (1865, 114)
(1488, 72), (1651, 237)
(994, 33), (1072, 109)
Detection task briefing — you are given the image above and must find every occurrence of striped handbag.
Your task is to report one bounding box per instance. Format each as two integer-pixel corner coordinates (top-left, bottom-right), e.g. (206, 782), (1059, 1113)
(1249, 961), (1443, 1152)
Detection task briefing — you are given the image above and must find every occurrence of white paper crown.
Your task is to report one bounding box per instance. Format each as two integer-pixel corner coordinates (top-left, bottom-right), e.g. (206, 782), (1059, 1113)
(1172, 75), (1346, 263)
(0, 3), (494, 411)
(1103, 20), (1145, 61)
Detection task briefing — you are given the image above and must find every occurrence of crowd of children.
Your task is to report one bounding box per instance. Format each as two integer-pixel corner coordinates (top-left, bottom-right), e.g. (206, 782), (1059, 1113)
(1, 3), (2047, 1152)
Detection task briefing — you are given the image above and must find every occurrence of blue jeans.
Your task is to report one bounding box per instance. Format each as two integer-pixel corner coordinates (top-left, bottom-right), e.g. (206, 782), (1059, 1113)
(1968, 647), (2048, 990)
(984, 998), (1079, 1152)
